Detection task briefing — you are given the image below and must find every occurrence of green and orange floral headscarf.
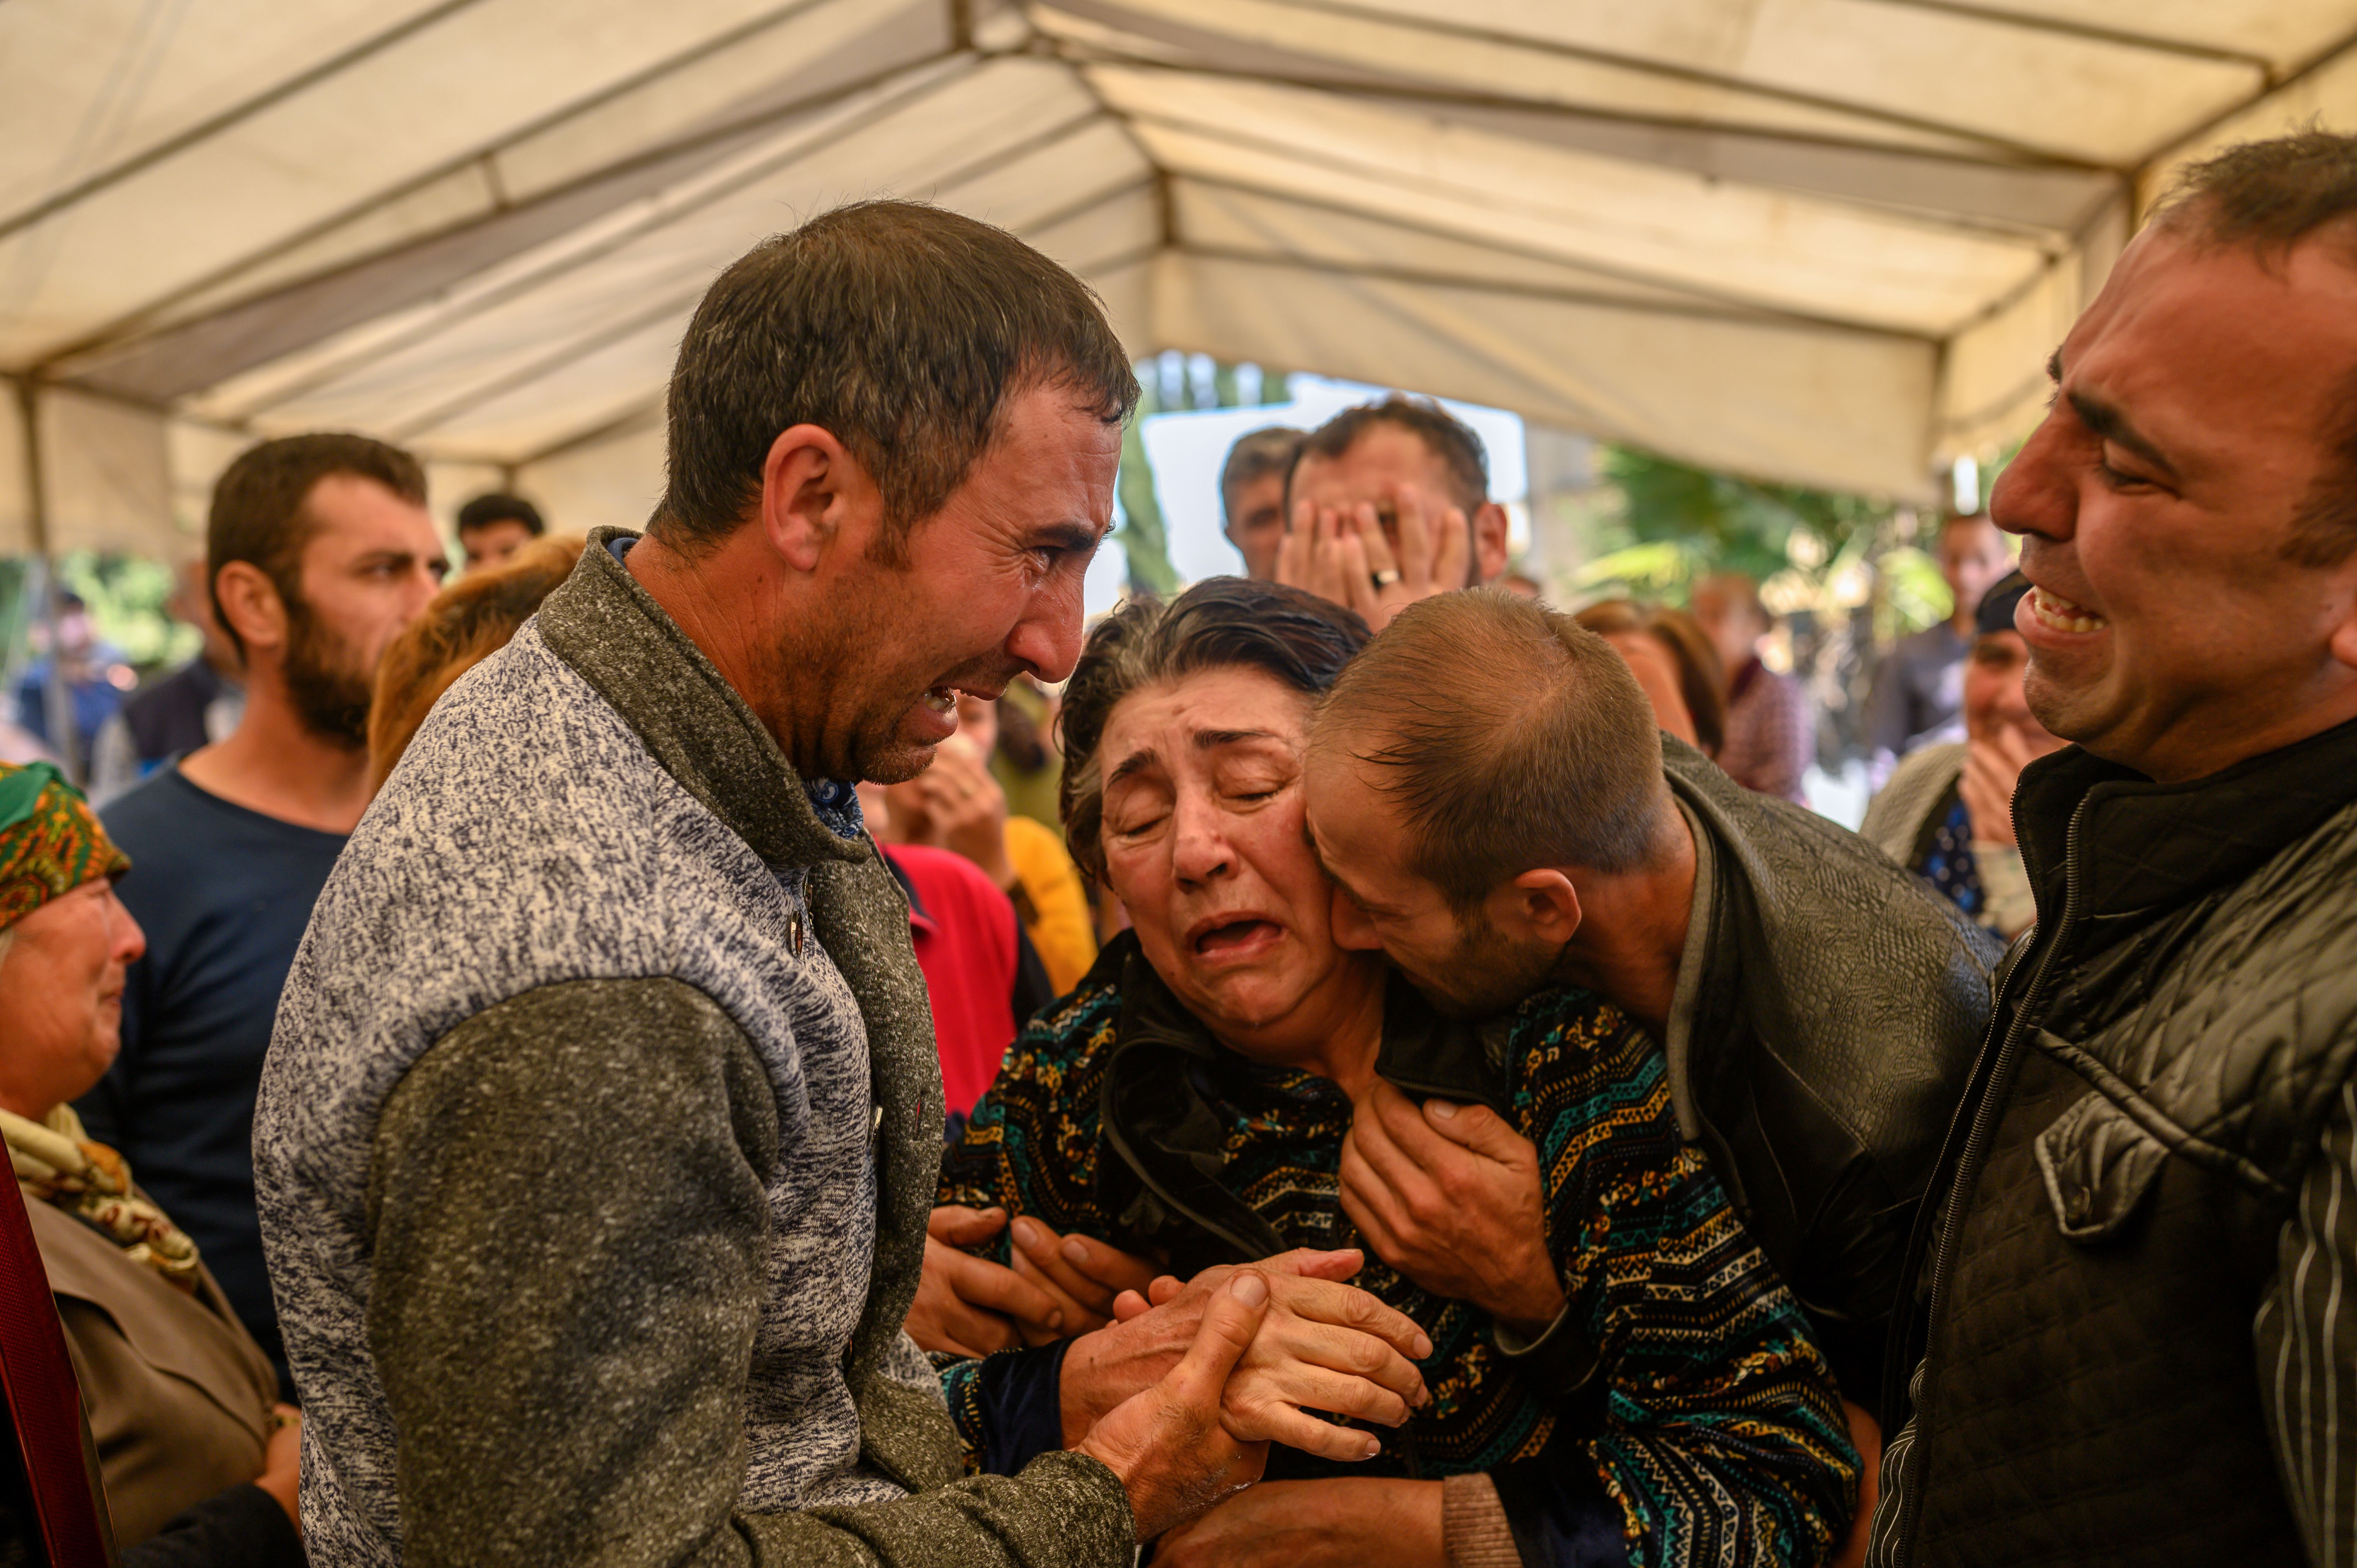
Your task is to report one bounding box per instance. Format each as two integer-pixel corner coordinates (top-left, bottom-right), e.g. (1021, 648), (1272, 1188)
(0, 761), (130, 934)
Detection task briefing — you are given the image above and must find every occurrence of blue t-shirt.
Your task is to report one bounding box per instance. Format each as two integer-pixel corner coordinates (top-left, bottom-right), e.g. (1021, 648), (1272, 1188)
(79, 765), (347, 1390)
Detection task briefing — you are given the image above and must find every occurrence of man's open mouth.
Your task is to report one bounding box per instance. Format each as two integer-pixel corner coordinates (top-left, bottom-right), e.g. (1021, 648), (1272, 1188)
(2028, 586), (2107, 634)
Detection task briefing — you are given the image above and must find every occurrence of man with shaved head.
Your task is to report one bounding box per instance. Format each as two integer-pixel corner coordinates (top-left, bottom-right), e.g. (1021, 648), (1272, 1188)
(1300, 589), (1998, 1555)
(1856, 131), (2357, 1568)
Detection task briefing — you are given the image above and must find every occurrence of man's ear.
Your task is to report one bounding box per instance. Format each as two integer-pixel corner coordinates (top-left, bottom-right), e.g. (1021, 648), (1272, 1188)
(211, 561), (288, 662)
(1471, 501), (1512, 586)
(1497, 868), (1581, 945)
(758, 424), (875, 573)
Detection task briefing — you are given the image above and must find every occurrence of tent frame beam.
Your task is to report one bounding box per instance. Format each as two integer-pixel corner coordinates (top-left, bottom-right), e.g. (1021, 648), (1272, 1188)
(1852, 0), (2276, 74)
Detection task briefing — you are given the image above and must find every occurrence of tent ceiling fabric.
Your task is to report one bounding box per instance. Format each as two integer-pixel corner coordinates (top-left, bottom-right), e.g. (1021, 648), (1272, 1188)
(4, 0), (2357, 554)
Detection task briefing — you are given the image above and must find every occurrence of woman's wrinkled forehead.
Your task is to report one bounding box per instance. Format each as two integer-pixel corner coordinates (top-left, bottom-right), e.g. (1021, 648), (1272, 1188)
(1099, 666), (1313, 781)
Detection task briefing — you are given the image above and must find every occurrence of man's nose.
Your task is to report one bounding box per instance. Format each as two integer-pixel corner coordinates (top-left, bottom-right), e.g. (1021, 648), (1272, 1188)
(1988, 416), (2074, 542)
(1006, 569), (1087, 684)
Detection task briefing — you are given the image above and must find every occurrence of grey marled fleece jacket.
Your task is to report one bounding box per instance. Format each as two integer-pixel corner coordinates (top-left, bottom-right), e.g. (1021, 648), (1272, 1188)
(254, 529), (1129, 1568)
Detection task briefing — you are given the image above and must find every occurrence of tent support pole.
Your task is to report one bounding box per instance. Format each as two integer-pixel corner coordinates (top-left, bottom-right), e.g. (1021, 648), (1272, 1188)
(14, 378), (79, 782)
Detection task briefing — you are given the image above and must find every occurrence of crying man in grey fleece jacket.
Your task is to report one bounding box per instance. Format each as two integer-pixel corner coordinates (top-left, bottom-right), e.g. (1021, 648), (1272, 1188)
(254, 204), (1430, 1568)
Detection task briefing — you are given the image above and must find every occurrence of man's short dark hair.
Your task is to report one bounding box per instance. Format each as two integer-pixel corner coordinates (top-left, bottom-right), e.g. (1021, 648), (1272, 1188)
(1059, 578), (1369, 884)
(456, 493), (544, 537)
(1314, 591), (1670, 914)
(655, 200), (1138, 558)
(1219, 427), (1303, 528)
(208, 433), (426, 659)
(2160, 129), (2357, 567)
(1291, 396), (1488, 517)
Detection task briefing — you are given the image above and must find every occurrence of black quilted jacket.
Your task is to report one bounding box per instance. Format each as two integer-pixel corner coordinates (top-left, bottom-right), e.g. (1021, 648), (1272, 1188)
(1873, 714), (2357, 1568)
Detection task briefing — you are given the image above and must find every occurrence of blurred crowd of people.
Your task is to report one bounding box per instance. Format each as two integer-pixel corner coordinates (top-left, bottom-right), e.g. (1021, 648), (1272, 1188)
(5, 127), (2357, 1568)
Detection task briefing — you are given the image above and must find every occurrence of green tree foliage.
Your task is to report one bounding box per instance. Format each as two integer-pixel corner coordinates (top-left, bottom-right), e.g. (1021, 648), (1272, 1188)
(1577, 445), (1950, 643)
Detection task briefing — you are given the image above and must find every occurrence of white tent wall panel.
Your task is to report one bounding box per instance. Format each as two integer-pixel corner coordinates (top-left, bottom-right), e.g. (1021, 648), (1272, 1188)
(172, 51), (997, 424)
(1952, 0), (2357, 72)
(1148, 249), (1939, 500)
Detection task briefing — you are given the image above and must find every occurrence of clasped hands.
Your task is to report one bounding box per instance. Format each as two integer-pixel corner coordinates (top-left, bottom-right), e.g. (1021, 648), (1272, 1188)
(914, 1088), (1562, 1555)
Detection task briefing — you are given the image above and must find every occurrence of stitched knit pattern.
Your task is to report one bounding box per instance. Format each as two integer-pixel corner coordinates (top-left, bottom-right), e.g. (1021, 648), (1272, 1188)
(940, 971), (1859, 1566)
(256, 622), (900, 1565)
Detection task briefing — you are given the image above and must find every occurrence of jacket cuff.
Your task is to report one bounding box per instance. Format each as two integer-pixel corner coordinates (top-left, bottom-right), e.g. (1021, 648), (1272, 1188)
(977, 1339), (1073, 1475)
(1491, 1305), (1605, 1416)
(1014, 1448), (1134, 1554)
(1443, 1471), (1522, 1567)
(1490, 1459), (1629, 1568)
(120, 1483), (305, 1568)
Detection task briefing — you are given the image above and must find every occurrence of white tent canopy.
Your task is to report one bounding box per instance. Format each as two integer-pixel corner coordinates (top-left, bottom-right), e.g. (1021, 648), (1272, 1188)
(5, 0), (2357, 556)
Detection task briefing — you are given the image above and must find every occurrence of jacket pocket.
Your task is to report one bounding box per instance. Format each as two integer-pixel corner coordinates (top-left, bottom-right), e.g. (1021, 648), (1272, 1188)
(2034, 1088), (2171, 1243)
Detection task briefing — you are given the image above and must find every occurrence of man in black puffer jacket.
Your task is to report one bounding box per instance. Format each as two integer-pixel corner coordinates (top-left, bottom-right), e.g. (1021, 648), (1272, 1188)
(1862, 131), (2357, 1568)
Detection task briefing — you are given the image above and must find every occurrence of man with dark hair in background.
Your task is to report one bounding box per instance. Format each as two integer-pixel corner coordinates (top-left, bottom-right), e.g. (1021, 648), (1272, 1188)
(1866, 131), (2357, 1568)
(1216, 425), (1300, 580)
(455, 490), (545, 572)
(1862, 513), (2014, 787)
(258, 201), (1424, 1568)
(1301, 590), (1998, 1558)
(1276, 395), (1511, 630)
(81, 433), (447, 1389)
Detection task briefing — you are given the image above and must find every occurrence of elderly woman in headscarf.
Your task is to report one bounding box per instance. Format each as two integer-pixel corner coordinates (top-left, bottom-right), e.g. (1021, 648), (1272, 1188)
(915, 579), (1857, 1568)
(0, 760), (300, 1560)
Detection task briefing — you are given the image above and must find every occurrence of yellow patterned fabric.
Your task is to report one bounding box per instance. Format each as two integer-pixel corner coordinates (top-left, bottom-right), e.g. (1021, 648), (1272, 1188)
(4, 1104), (202, 1290)
(0, 760), (131, 932)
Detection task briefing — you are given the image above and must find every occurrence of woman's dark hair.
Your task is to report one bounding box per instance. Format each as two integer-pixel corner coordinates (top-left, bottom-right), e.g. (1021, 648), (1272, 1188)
(1058, 578), (1370, 882)
(1573, 598), (1729, 758)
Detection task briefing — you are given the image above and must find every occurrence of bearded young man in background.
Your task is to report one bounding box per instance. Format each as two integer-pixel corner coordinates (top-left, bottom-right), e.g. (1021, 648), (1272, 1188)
(82, 433), (447, 1392)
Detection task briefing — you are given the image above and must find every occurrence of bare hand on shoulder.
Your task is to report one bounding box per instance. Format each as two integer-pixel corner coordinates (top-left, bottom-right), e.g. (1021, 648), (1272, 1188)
(1339, 1082), (1566, 1337)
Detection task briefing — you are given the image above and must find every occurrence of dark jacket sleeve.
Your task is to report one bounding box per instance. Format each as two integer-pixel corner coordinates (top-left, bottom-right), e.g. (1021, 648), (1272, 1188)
(119, 1484), (304, 1568)
(367, 977), (1131, 1568)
